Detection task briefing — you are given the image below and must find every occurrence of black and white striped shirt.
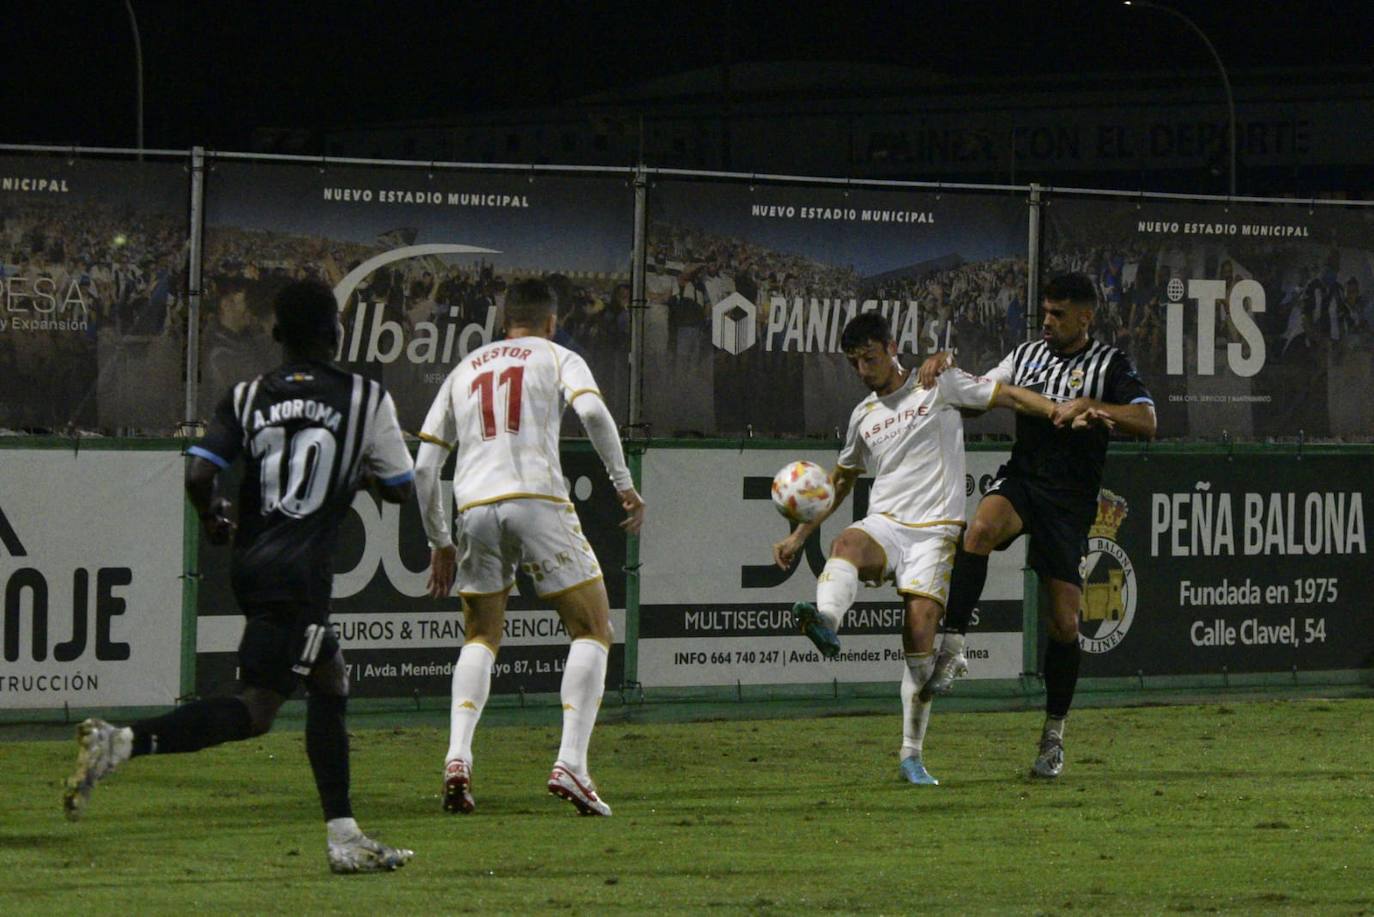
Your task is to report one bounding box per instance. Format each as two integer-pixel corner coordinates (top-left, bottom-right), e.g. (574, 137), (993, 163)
(190, 360), (413, 607)
(986, 339), (1153, 498)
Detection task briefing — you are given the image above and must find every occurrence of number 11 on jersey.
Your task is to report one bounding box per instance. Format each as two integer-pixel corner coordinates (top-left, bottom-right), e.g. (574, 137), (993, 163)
(471, 366), (524, 440)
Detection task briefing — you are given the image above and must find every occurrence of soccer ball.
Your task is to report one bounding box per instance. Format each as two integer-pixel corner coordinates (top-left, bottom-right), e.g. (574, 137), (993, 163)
(771, 460), (834, 524)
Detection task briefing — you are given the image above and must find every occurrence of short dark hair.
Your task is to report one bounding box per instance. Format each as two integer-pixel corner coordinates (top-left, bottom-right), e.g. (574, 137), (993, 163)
(273, 279), (338, 350)
(840, 310), (891, 352)
(1042, 273), (1098, 308)
(505, 278), (557, 326)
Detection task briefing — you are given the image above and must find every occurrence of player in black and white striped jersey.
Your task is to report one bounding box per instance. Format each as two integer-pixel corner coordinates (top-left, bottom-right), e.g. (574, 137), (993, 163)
(917, 272), (1157, 778)
(63, 279), (416, 874)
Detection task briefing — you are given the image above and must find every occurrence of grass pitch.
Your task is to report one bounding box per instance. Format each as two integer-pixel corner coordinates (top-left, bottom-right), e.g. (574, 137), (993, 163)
(3, 698), (1372, 914)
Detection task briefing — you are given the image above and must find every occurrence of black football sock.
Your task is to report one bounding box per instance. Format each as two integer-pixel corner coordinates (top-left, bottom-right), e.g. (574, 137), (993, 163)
(130, 697), (254, 756)
(1043, 636), (1081, 719)
(306, 694), (353, 822)
(942, 547), (989, 635)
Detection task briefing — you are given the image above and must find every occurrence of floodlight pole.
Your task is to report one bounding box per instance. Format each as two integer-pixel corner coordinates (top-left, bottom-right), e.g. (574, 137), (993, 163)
(123, 0), (144, 159)
(1123, 0), (1235, 195)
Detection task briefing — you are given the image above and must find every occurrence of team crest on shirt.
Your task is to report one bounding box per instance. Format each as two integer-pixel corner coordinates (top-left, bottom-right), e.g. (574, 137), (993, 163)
(1078, 489), (1137, 654)
(1068, 368), (1085, 391)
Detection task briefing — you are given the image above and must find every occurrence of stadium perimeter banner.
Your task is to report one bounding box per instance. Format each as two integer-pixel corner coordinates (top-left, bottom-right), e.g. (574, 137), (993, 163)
(637, 448), (1024, 689)
(0, 155), (188, 433)
(0, 449), (185, 709)
(194, 446), (627, 698)
(643, 180), (1029, 437)
(200, 161), (634, 433)
(1043, 196), (1374, 440)
(1063, 451), (1373, 677)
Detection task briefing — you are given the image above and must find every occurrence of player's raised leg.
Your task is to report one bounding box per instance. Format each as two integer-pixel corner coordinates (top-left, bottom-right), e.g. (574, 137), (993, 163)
(792, 528), (885, 659)
(547, 578), (614, 816)
(443, 592), (506, 814)
(924, 493), (1023, 699)
(64, 659), (280, 820)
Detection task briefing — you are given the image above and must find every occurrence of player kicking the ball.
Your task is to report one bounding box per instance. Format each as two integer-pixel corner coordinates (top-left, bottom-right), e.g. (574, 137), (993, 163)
(773, 311), (1056, 785)
(415, 278), (644, 816)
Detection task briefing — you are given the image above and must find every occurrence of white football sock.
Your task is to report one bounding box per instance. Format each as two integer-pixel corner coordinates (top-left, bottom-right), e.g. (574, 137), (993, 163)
(326, 817), (360, 845)
(445, 641), (494, 766)
(816, 558), (859, 632)
(113, 727), (134, 765)
(556, 638), (608, 777)
(901, 652), (936, 761)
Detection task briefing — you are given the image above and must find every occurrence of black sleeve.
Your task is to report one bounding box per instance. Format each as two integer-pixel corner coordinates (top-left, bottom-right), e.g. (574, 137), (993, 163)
(188, 387), (245, 470)
(1104, 351), (1153, 406)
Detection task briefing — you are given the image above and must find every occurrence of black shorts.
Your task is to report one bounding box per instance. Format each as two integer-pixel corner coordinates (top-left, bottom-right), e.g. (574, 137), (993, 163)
(986, 471), (1096, 587)
(237, 602), (339, 696)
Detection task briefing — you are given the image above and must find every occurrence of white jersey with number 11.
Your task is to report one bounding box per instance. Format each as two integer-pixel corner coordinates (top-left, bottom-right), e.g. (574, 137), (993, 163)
(419, 336), (599, 512)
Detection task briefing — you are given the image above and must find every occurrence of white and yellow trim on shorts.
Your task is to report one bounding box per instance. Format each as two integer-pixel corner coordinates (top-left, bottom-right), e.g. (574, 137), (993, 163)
(458, 584), (516, 600)
(879, 514), (967, 530)
(538, 573), (605, 602)
(458, 492), (573, 513)
(896, 587), (948, 608)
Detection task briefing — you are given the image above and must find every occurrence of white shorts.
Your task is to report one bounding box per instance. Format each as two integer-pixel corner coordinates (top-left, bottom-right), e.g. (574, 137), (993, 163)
(847, 515), (961, 605)
(457, 498), (603, 599)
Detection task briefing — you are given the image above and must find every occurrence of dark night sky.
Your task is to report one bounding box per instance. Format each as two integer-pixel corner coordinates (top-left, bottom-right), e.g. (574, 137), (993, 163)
(7, 0), (1373, 153)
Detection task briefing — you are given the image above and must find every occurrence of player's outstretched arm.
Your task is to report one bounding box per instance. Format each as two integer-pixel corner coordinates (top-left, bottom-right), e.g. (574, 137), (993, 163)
(772, 465), (859, 570)
(991, 383), (1056, 419)
(1052, 398), (1157, 438)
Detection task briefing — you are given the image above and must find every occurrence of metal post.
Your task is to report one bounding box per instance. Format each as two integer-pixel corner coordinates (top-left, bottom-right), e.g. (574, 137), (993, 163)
(628, 165), (648, 427)
(1124, 1), (1236, 196)
(1026, 182), (1042, 342)
(123, 0), (144, 160)
(185, 147), (206, 426)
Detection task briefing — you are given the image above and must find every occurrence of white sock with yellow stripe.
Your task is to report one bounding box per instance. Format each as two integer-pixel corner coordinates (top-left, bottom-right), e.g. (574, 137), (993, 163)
(556, 638), (608, 778)
(816, 558), (859, 632)
(446, 641), (494, 766)
(901, 652), (935, 761)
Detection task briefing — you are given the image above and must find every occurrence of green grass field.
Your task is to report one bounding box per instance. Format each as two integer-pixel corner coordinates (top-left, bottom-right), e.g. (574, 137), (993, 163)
(3, 698), (1372, 914)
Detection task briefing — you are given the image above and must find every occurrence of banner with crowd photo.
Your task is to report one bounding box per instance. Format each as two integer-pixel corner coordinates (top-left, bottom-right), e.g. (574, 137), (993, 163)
(1064, 450), (1374, 677)
(0, 155), (189, 433)
(642, 180), (1029, 437)
(0, 447), (186, 710)
(200, 161), (634, 433)
(637, 447), (1024, 689)
(1042, 195), (1374, 441)
(194, 445), (627, 699)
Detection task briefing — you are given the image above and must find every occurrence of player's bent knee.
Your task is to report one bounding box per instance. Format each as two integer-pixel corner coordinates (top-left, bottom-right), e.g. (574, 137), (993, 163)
(239, 687), (285, 736)
(1047, 617), (1080, 644)
(829, 529), (868, 561)
(963, 522), (1000, 555)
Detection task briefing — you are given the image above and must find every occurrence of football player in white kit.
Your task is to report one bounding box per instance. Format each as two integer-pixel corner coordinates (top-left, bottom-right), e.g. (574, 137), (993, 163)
(772, 311), (1055, 785)
(414, 278), (644, 816)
